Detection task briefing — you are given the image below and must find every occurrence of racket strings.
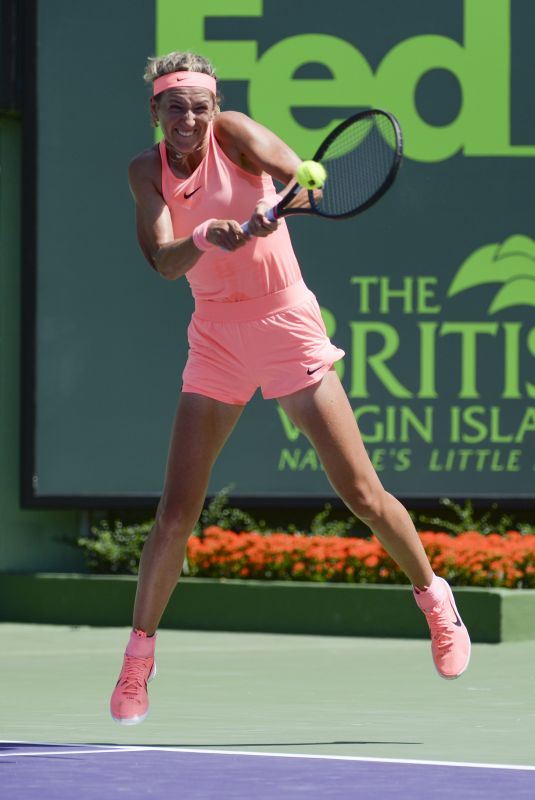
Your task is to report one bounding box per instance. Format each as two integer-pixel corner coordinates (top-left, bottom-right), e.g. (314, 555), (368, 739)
(314, 115), (399, 217)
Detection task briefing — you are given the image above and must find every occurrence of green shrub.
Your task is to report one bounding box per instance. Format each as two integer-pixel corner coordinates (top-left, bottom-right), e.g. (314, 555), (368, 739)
(411, 498), (535, 536)
(77, 519), (152, 574)
(194, 486), (267, 536)
(309, 503), (358, 537)
(78, 487), (266, 573)
(77, 489), (534, 575)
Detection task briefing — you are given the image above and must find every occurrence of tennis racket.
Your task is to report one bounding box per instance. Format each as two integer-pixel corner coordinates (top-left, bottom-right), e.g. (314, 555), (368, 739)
(242, 108), (403, 231)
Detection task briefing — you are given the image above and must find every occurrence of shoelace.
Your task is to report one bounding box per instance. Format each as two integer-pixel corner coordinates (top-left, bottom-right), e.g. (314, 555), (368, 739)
(119, 656), (151, 696)
(428, 607), (455, 652)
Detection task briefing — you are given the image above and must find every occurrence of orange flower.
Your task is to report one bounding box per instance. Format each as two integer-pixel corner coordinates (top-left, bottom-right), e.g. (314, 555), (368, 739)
(185, 529), (535, 588)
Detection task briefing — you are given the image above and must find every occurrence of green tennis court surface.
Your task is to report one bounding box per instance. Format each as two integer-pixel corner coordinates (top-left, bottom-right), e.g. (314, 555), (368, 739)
(3, 624), (534, 766)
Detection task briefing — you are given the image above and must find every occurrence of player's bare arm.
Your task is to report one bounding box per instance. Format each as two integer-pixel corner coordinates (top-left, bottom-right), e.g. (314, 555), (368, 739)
(129, 149), (248, 279)
(215, 111), (301, 181)
(215, 112), (302, 237)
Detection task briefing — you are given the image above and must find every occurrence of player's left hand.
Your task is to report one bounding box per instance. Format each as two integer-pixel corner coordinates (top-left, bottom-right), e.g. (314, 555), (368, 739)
(246, 201), (281, 238)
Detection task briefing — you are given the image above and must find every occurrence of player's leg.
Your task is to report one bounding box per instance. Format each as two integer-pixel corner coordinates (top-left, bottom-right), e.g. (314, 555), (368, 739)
(277, 369), (471, 678)
(111, 392), (244, 724)
(133, 391), (244, 633)
(278, 369), (432, 586)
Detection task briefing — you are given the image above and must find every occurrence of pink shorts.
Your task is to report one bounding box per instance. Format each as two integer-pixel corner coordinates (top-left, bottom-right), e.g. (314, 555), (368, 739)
(182, 279), (345, 405)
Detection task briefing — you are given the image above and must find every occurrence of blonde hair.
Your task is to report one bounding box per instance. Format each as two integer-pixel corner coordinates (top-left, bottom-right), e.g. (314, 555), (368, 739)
(144, 51), (220, 111)
(144, 51), (216, 83)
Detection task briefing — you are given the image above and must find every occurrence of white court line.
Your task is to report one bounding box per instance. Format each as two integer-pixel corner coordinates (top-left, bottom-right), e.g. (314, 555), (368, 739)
(0, 746), (146, 758)
(1, 741), (534, 772)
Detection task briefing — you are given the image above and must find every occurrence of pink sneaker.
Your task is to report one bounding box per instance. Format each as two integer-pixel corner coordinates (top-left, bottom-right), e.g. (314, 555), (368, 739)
(414, 576), (471, 680)
(110, 630), (157, 725)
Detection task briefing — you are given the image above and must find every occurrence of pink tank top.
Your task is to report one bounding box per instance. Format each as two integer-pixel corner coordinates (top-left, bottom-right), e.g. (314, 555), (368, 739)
(159, 124), (302, 302)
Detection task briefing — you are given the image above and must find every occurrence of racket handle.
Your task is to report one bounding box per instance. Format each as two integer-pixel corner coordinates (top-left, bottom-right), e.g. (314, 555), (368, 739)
(241, 204), (278, 235)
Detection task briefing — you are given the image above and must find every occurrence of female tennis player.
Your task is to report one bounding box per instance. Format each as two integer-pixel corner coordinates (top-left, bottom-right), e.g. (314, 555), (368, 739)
(110, 51), (471, 725)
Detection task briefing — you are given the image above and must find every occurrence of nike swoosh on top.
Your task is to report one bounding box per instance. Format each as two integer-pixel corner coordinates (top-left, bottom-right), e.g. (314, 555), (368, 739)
(307, 366), (322, 375)
(184, 187), (201, 199)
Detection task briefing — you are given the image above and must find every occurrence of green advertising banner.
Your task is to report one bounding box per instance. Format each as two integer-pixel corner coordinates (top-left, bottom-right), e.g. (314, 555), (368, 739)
(26, 0), (535, 504)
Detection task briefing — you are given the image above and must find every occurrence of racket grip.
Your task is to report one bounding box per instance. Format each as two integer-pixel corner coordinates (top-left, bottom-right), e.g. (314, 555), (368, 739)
(241, 204), (277, 235)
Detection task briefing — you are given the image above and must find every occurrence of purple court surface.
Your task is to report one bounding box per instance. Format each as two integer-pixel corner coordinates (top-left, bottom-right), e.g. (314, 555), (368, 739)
(2, 742), (534, 799)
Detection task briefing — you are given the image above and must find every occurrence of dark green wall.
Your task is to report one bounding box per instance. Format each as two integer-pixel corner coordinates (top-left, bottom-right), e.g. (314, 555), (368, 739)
(0, 115), (83, 570)
(27, 0), (535, 505)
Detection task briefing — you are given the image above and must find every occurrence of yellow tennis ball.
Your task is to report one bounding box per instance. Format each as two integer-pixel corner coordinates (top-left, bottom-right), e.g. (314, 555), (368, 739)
(296, 160), (327, 189)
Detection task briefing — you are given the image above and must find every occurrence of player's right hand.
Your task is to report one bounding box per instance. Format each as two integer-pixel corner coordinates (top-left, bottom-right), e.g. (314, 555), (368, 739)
(246, 201), (281, 238)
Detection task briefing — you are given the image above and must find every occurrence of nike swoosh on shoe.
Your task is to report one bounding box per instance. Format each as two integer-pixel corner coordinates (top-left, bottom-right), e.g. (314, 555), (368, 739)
(448, 597), (463, 627)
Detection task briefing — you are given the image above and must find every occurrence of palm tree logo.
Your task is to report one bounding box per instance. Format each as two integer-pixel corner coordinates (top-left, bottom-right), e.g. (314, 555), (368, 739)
(447, 234), (535, 313)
